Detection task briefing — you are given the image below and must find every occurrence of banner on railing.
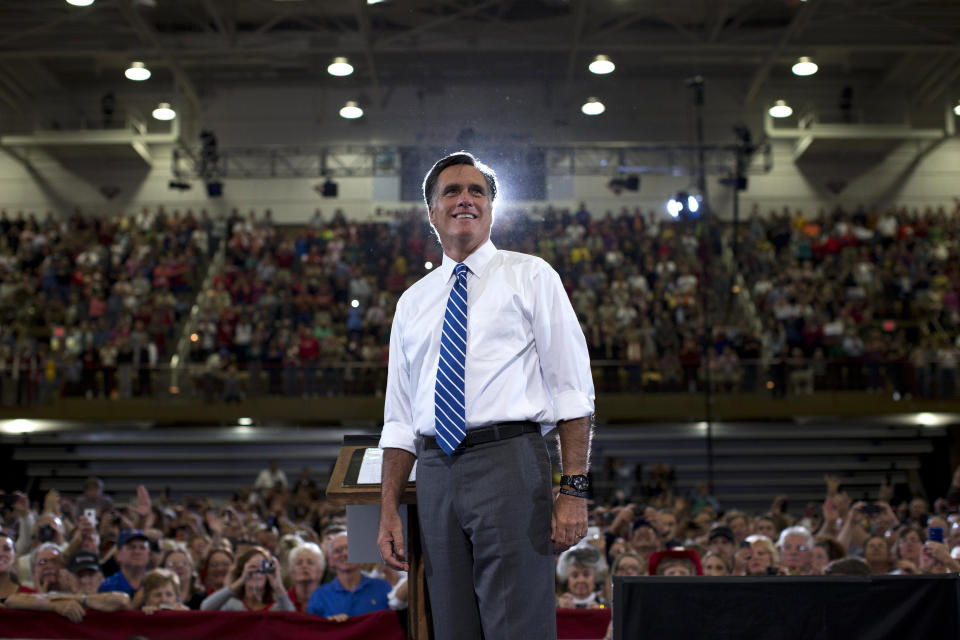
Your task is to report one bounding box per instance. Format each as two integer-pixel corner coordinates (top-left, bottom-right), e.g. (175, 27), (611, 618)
(0, 608), (405, 640)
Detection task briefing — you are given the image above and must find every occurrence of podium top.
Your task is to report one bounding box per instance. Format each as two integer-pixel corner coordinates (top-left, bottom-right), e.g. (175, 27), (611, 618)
(325, 443), (417, 506)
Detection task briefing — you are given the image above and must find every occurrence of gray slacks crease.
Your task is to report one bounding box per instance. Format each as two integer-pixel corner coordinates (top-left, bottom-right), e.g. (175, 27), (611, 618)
(415, 432), (556, 640)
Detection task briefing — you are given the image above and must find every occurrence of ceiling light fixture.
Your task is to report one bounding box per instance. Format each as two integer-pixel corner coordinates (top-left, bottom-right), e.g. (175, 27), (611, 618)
(581, 97), (605, 116)
(954, 101), (960, 117)
(339, 100), (363, 119)
(768, 99), (793, 118)
(327, 57), (354, 77)
(791, 56), (818, 76)
(124, 61), (151, 81)
(66, 0), (95, 6)
(152, 102), (176, 121)
(588, 55), (615, 75)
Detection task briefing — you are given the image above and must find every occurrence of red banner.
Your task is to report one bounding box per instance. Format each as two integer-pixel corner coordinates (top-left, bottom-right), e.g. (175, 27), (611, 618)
(557, 608), (612, 639)
(0, 606), (610, 639)
(0, 609), (405, 640)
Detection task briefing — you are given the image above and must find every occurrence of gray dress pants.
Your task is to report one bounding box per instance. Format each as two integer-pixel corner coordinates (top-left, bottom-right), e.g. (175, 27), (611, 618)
(415, 431), (556, 640)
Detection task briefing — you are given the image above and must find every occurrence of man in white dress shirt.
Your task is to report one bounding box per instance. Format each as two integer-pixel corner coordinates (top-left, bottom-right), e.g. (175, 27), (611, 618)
(377, 151), (595, 639)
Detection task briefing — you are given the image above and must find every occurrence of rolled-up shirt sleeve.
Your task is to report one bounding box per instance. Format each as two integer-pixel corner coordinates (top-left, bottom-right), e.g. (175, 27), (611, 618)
(530, 262), (595, 422)
(379, 301), (417, 456)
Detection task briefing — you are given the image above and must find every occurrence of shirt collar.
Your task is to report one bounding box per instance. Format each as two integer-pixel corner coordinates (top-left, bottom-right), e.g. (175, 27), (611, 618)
(439, 239), (497, 282)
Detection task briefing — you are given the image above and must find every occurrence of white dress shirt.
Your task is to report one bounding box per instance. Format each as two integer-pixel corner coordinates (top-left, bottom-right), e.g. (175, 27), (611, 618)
(379, 240), (595, 455)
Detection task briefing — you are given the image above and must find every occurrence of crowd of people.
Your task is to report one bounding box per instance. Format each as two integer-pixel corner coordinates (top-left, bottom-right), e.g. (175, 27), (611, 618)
(739, 202), (960, 398)
(0, 207), (216, 405)
(2, 459), (958, 636)
(1, 200), (958, 406)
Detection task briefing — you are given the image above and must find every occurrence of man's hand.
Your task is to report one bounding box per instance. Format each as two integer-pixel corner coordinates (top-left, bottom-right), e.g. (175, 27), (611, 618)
(50, 599), (85, 623)
(85, 592), (131, 612)
(327, 613), (349, 622)
(552, 493), (588, 552)
(377, 506), (408, 572)
(378, 448), (415, 572)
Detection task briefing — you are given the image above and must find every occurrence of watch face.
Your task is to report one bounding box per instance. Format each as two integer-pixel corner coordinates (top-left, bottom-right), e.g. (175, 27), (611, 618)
(565, 475), (589, 491)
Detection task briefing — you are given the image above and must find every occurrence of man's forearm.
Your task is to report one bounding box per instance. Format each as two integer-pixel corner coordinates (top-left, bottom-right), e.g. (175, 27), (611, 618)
(556, 416), (593, 475)
(381, 448), (416, 509)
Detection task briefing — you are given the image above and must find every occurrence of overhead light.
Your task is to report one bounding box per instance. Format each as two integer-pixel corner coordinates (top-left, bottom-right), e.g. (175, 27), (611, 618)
(238, 417), (253, 426)
(588, 55), (615, 75)
(340, 100), (363, 119)
(581, 97), (605, 116)
(424, 261), (434, 270)
(152, 102), (176, 120)
(768, 99), (793, 118)
(66, 0), (95, 6)
(368, 0), (387, 3)
(328, 57), (354, 77)
(124, 61), (151, 81)
(791, 56), (818, 76)
(954, 101), (960, 116)
(667, 191), (701, 219)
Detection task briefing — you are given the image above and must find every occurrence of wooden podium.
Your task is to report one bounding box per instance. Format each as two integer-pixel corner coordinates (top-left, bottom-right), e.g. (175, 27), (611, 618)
(326, 436), (431, 640)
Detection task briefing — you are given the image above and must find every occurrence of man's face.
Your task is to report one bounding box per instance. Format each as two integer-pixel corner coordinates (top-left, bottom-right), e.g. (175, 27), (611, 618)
(662, 563), (693, 577)
(708, 537), (735, 564)
(755, 519), (777, 540)
(119, 539), (151, 571)
(428, 165), (493, 257)
(629, 526), (660, 555)
(728, 517), (748, 542)
(34, 548), (64, 592)
(327, 534), (355, 573)
(76, 569), (103, 594)
(658, 514), (677, 541)
(781, 535), (812, 569)
(0, 536), (13, 576)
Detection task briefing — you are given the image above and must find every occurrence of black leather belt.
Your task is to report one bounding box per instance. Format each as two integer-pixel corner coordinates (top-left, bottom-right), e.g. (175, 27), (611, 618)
(422, 421), (539, 451)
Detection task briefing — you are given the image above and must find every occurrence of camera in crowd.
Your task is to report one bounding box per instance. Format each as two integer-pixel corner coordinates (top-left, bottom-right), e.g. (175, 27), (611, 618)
(260, 559), (275, 574)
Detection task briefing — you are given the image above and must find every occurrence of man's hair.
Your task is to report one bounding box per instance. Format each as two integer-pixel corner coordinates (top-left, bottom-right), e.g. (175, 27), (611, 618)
(422, 151), (498, 209)
(777, 525), (814, 550)
(32, 542), (61, 570)
(823, 557), (870, 576)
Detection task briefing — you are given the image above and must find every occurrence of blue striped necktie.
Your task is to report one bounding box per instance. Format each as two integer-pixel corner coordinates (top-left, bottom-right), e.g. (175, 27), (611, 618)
(435, 262), (468, 455)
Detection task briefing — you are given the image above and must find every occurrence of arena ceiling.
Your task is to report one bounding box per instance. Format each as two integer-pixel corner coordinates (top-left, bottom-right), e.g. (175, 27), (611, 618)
(0, 0), (958, 132)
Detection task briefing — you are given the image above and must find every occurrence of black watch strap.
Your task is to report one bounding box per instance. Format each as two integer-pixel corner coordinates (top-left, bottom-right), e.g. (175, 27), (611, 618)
(560, 474), (589, 491)
(559, 487), (589, 499)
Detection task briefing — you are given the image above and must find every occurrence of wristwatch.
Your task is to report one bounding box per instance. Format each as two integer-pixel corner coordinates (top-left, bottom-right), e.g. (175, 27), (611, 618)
(560, 474), (590, 492)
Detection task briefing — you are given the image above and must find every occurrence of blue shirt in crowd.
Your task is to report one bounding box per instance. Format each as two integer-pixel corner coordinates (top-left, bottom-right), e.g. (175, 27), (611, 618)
(98, 570), (138, 597)
(306, 574), (391, 618)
